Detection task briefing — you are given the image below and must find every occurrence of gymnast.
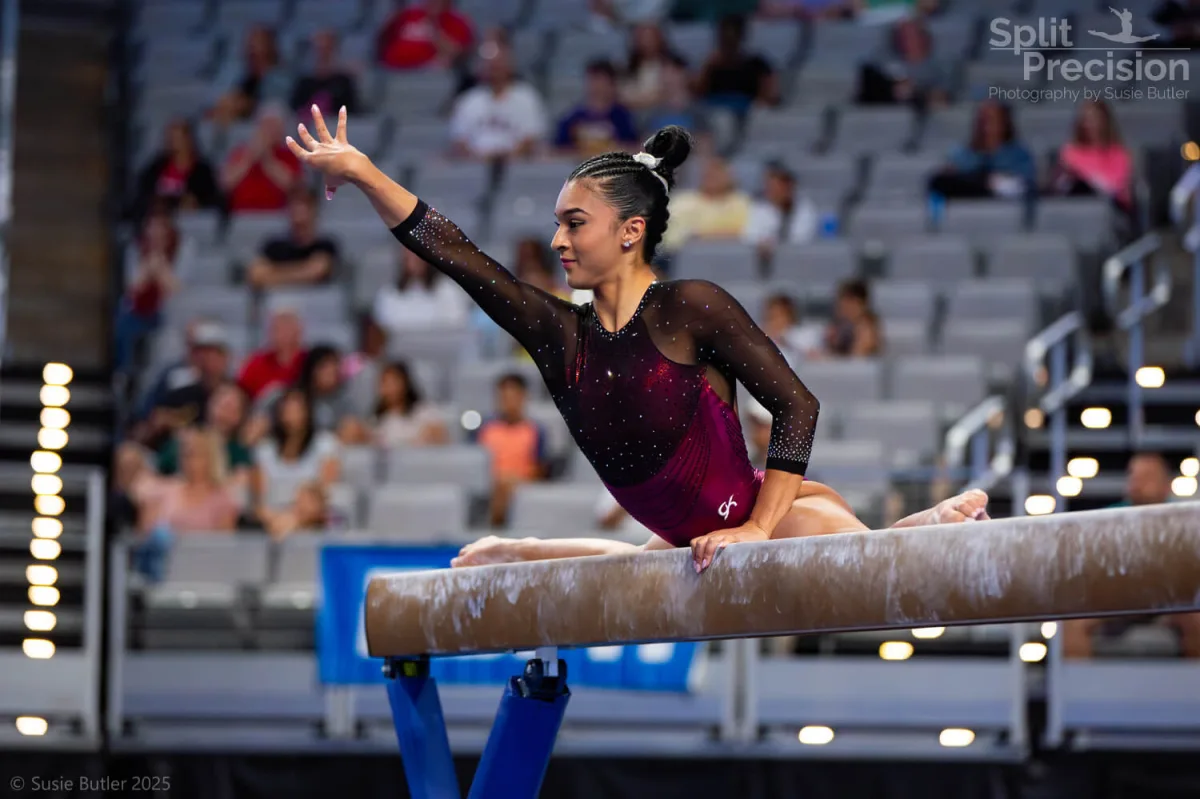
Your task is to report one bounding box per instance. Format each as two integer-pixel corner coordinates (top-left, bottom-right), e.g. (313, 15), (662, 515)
(286, 107), (989, 573)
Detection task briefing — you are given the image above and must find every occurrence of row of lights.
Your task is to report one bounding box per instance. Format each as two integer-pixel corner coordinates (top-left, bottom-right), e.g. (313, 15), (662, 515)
(22, 365), (72, 674)
(796, 725), (977, 748)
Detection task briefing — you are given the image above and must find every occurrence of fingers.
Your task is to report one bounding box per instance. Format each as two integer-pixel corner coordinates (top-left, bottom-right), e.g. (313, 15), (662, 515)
(335, 105), (348, 144)
(284, 137), (310, 161)
(310, 104), (333, 143)
(694, 535), (724, 573)
(296, 123), (318, 150)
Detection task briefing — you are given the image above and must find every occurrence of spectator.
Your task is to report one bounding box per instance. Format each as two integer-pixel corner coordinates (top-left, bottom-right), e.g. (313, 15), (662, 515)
(131, 119), (221, 221)
(448, 44), (548, 160)
(259, 481), (331, 540)
(857, 17), (950, 110)
(114, 208), (184, 374)
(515, 238), (571, 300)
(238, 309), (306, 402)
(621, 23), (680, 112)
(295, 344), (361, 438)
(373, 362), (448, 448)
(252, 388), (341, 515)
(1152, 0), (1200, 48)
(762, 292), (823, 364)
(156, 383), (252, 495)
(291, 29), (360, 118)
(344, 315), (389, 420)
(220, 102), (302, 213)
(210, 25), (290, 126)
(247, 189), (338, 289)
(1048, 100), (1133, 212)
(743, 160), (819, 257)
(555, 59), (640, 158)
(928, 100), (1035, 202)
(132, 320), (226, 431)
(1064, 452), (1200, 659)
(473, 373), (547, 527)
(643, 55), (711, 145)
(823, 279), (882, 357)
(377, 0), (474, 70)
(660, 156), (751, 251)
(373, 248), (470, 337)
(145, 323), (232, 441)
(696, 15), (780, 116)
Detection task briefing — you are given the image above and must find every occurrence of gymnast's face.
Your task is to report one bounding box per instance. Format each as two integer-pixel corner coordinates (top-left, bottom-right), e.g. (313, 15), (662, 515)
(551, 179), (645, 290)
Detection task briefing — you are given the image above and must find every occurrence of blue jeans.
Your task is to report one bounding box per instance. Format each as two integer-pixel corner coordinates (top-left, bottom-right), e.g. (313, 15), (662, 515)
(114, 306), (161, 373)
(131, 524), (173, 583)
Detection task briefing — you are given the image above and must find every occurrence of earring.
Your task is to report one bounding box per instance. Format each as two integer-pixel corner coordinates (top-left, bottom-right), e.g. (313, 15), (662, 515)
(622, 241), (632, 250)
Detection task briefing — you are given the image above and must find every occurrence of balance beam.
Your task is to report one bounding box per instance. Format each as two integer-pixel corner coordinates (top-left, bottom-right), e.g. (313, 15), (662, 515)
(366, 502), (1200, 658)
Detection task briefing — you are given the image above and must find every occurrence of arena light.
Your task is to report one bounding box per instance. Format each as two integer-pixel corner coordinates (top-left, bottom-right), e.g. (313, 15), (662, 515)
(24, 610), (56, 632)
(911, 627), (944, 639)
(39, 385), (69, 407)
(22, 639), (55, 659)
(1041, 622), (1058, 639)
(32, 517), (62, 539)
(30, 451), (62, 473)
(40, 408), (70, 429)
(26, 565), (57, 586)
(1195, 410), (1200, 427)
(1019, 642), (1047, 663)
(797, 726), (835, 745)
(1181, 458), (1199, 478)
(460, 410), (482, 431)
(1172, 476), (1198, 498)
(1080, 407), (1111, 429)
(42, 363), (73, 386)
(939, 728), (976, 748)
(1183, 141), (1200, 161)
(28, 586), (59, 606)
(1024, 408), (1044, 429)
(30, 539), (61, 560)
(1067, 457), (1099, 479)
(1056, 476), (1083, 498)
(878, 641), (914, 661)
(1135, 366), (1165, 388)
(15, 717), (48, 736)
(35, 495), (65, 516)
(1025, 495), (1056, 516)
(38, 428), (68, 450)
(31, 474), (62, 496)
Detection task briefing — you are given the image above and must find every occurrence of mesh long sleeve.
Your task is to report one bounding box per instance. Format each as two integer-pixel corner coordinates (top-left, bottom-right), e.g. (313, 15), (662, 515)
(390, 200), (579, 364)
(670, 280), (819, 475)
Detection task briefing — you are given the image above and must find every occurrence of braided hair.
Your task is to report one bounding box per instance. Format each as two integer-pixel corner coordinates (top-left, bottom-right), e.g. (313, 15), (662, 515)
(567, 125), (693, 262)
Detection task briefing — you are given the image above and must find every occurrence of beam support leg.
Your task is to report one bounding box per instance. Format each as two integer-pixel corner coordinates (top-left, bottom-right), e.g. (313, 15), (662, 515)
(385, 657), (461, 799)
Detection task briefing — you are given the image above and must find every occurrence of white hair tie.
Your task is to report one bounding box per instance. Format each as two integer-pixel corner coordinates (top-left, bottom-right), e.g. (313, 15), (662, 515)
(632, 152), (670, 194)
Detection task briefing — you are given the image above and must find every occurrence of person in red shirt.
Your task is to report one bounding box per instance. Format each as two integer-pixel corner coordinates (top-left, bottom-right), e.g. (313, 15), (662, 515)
(238, 308), (307, 401)
(132, 119), (221, 222)
(220, 102), (301, 213)
(377, 0), (474, 70)
(115, 206), (182, 373)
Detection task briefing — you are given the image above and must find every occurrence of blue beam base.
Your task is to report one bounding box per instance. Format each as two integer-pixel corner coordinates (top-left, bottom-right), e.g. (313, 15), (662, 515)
(385, 657), (461, 799)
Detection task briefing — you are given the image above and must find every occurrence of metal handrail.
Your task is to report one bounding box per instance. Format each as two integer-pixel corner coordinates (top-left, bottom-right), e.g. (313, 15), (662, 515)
(1101, 232), (1169, 329)
(1023, 310), (1092, 415)
(943, 395), (1014, 492)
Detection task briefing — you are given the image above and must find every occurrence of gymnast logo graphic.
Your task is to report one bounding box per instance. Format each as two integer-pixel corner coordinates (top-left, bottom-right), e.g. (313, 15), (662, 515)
(1088, 7), (1160, 45)
(718, 494), (737, 521)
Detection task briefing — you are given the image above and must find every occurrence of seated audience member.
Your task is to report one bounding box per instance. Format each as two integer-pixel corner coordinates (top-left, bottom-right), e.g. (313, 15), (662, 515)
(1049, 100), (1133, 212)
(449, 45), (547, 159)
(555, 59), (640, 158)
(132, 119), (221, 221)
(1152, 0), (1200, 47)
(252, 388), (342, 515)
(928, 101), (1035, 201)
(115, 207), (184, 374)
(372, 248), (470, 336)
(643, 55), (711, 147)
(128, 429), (241, 581)
(372, 362), (448, 448)
(156, 382), (252, 497)
(473, 373), (547, 527)
(697, 15), (780, 116)
(1064, 452), (1200, 659)
(291, 30), (360, 118)
(259, 481), (330, 540)
(133, 320), (224, 427)
(377, 0), (474, 70)
(210, 25), (291, 126)
(660, 156), (751, 251)
(249, 344), (359, 443)
(823, 279), (882, 357)
(247, 189), (338, 289)
(220, 102), (302, 213)
(858, 16), (950, 110)
(762, 293), (823, 364)
(238, 309), (307, 402)
(743, 161), (819, 256)
(344, 315), (389, 420)
(621, 23), (680, 111)
(144, 324), (232, 444)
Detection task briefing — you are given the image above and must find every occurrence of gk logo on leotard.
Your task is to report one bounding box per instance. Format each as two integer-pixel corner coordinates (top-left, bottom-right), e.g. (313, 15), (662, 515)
(718, 494), (737, 521)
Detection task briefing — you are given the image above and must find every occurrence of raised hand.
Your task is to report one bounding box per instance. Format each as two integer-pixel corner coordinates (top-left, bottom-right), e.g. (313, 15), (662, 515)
(285, 105), (365, 200)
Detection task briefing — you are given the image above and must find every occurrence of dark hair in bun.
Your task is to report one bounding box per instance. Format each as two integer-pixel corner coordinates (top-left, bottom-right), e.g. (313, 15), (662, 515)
(567, 125), (694, 261)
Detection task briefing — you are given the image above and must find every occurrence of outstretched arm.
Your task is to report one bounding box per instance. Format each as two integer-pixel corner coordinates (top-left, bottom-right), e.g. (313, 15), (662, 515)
(286, 106), (576, 353)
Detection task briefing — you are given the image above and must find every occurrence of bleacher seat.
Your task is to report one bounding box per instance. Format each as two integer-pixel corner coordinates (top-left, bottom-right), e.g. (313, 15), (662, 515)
(262, 286), (349, 326)
(938, 319), (1030, 383)
(257, 534), (323, 649)
(340, 446), (379, 490)
(916, 105), (973, 154)
(787, 154), (858, 211)
(944, 279), (1037, 327)
(985, 234), (1076, 289)
(1034, 198), (1116, 252)
(872, 280), (937, 322)
(164, 286), (252, 330)
(796, 359), (884, 405)
(226, 213), (290, 266)
(807, 438), (888, 496)
(526, 401), (573, 463)
(847, 205), (929, 244)
(843, 401), (939, 467)
(880, 319), (929, 356)
(890, 356), (985, 415)
(939, 201), (1025, 243)
(888, 236), (975, 282)
(509, 484), (606, 535)
(742, 108), (825, 154)
(675, 240), (759, 283)
(451, 359), (547, 411)
(772, 240), (858, 285)
(385, 446), (490, 495)
(368, 484), (469, 539)
(828, 107), (918, 155)
(864, 153), (943, 203)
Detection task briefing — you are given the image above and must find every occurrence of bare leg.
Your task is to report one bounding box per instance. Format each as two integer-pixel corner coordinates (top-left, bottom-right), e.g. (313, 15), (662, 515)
(771, 482), (990, 540)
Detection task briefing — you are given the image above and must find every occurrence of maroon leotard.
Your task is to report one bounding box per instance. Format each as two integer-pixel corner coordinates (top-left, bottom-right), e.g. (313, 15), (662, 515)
(392, 200), (819, 546)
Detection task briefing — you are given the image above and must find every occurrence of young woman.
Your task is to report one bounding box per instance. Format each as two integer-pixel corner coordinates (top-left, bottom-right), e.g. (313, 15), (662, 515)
(251, 388), (341, 517)
(286, 107), (988, 572)
(1051, 100), (1133, 212)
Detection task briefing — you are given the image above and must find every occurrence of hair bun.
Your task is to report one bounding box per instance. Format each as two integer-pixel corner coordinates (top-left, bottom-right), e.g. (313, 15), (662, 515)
(642, 126), (693, 189)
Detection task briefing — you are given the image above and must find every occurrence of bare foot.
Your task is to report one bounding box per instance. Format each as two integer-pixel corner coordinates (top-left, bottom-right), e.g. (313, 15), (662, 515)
(451, 535), (528, 568)
(928, 489), (991, 524)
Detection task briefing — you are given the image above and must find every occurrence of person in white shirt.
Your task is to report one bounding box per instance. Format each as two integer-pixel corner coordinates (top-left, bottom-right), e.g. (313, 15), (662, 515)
(372, 248), (470, 335)
(742, 160), (818, 257)
(448, 45), (547, 159)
